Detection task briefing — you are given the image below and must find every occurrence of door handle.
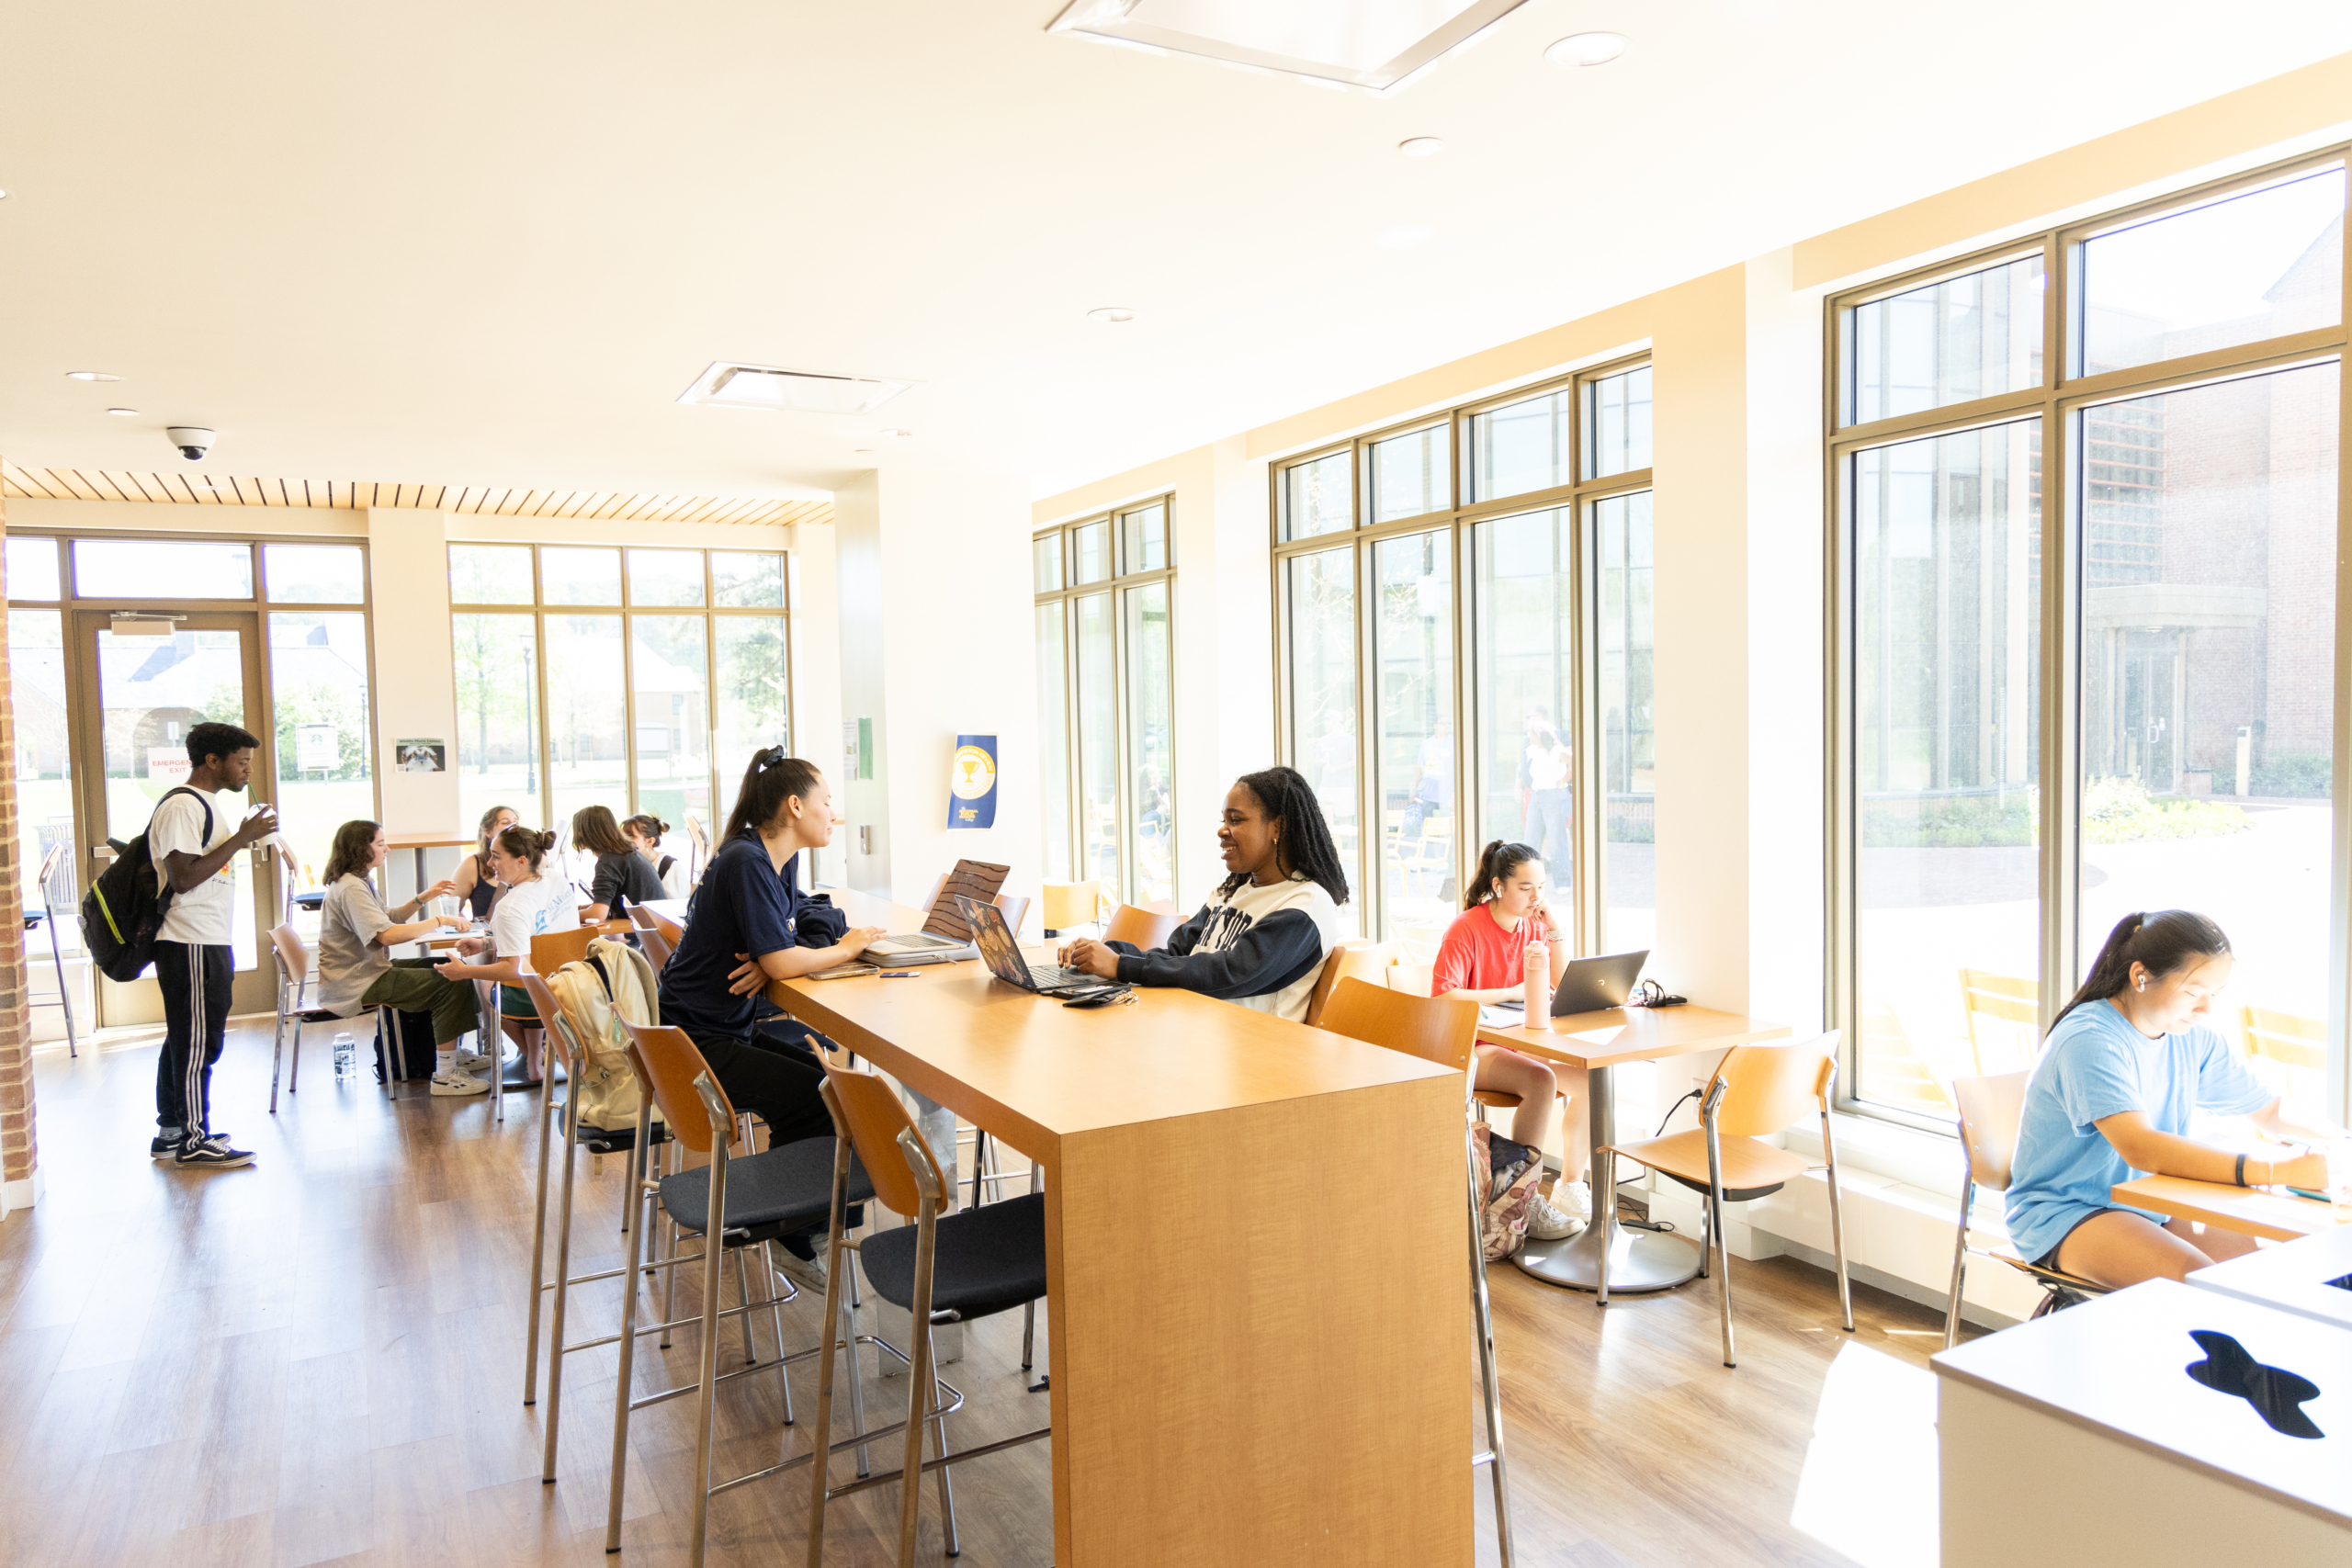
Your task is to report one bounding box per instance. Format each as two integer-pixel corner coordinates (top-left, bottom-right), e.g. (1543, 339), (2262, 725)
(90, 845), (118, 864)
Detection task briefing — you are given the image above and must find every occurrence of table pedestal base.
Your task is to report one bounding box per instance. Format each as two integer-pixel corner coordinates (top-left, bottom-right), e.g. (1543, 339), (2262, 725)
(1513, 1218), (1700, 1292)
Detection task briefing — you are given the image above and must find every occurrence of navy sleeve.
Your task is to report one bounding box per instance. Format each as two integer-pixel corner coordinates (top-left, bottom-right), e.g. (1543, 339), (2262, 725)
(722, 848), (798, 956)
(1114, 908), (1325, 1002)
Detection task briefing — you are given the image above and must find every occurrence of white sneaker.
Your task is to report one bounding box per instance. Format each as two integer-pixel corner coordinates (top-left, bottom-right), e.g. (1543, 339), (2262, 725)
(773, 1247), (829, 1296)
(454, 1046), (488, 1068)
(1525, 1190), (1585, 1242)
(1552, 1179), (1593, 1222)
(429, 1070), (491, 1096)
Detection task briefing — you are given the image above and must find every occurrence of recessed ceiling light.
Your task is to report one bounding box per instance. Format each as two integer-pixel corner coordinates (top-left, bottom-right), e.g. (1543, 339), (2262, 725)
(853, 448), (876, 456)
(67, 370), (121, 382)
(677, 361), (911, 413)
(1086, 307), (1136, 324)
(1546, 31), (1627, 67)
(106, 407), (138, 416)
(1398, 137), (1445, 158)
(877, 427), (912, 438)
(1381, 227), (1432, 250)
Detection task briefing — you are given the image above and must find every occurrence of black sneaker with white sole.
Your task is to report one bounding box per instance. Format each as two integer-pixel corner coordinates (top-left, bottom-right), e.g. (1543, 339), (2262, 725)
(175, 1134), (255, 1169)
(151, 1134), (182, 1160)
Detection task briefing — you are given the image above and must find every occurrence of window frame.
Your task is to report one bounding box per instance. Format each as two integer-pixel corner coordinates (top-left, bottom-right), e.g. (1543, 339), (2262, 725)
(1826, 144), (2352, 1131)
(1033, 496), (1178, 904)
(1270, 355), (1655, 951)
(446, 541), (789, 833)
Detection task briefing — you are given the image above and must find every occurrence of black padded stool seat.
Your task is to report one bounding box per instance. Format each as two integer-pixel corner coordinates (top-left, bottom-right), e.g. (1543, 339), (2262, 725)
(661, 1135), (875, 1243)
(860, 1191), (1048, 1323)
(576, 1117), (673, 1156)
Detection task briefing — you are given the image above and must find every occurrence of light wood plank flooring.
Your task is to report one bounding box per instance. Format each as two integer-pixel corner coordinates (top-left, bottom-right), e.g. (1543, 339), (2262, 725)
(0, 1021), (1961, 1568)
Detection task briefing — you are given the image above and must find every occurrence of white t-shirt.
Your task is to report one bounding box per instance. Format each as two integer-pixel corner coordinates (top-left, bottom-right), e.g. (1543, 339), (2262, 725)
(150, 786), (237, 946)
(489, 872), (580, 964)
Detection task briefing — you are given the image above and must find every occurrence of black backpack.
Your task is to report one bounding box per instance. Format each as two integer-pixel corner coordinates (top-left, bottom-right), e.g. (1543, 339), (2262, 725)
(82, 786), (212, 982)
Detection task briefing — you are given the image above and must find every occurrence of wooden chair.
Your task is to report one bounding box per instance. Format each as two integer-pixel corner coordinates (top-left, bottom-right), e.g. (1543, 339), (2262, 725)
(1302, 938), (1401, 1028)
(1596, 1032), (1853, 1368)
(1039, 878), (1104, 936)
(993, 892), (1031, 942)
(1315, 978), (1515, 1564)
(2243, 1005), (2326, 1106)
(603, 1020), (881, 1565)
(628, 903), (674, 966)
(266, 921), (415, 1110)
(1944, 1071), (2114, 1346)
(1102, 901), (1182, 951)
(808, 1055), (1051, 1567)
(1959, 969), (2040, 1075)
(1384, 962), (1435, 998)
(1856, 996), (1955, 1113)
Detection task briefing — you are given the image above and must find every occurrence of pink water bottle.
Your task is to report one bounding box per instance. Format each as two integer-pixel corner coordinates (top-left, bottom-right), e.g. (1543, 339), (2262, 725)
(1522, 943), (1547, 1019)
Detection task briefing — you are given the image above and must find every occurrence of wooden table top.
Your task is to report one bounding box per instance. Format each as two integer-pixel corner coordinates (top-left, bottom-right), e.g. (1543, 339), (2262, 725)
(767, 888), (1460, 1162)
(384, 831), (477, 849)
(1475, 1002), (1790, 1069)
(2112, 1174), (2350, 1243)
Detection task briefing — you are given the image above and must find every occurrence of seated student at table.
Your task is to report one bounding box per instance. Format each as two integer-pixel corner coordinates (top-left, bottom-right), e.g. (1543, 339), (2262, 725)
(437, 826), (578, 1087)
(450, 804), (518, 921)
(2007, 909), (2346, 1289)
(1056, 765), (1345, 1022)
(574, 804), (667, 920)
(314, 819), (488, 1095)
(662, 750), (885, 1280)
(1431, 840), (1585, 1239)
(624, 813), (683, 895)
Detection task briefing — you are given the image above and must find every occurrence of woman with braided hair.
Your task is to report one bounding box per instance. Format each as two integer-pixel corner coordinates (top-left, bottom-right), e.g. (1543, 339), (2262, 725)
(2005, 909), (2345, 1289)
(1056, 765), (1348, 1022)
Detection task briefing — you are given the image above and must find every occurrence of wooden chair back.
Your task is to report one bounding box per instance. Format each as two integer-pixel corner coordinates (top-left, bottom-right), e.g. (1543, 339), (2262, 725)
(1959, 969), (2040, 1073)
(1039, 879), (1102, 932)
(270, 922), (312, 987)
(1303, 939), (1400, 1027)
(529, 918), (632, 976)
(1385, 962), (1435, 998)
(1102, 903), (1182, 950)
(1856, 996), (1954, 1113)
(994, 892), (1031, 942)
(2243, 1006), (2326, 1073)
(618, 1020), (736, 1155)
(1951, 1071), (2030, 1194)
(818, 1056), (941, 1218)
(1316, 976), (1477, 1080)
(629, 906), (675, 966)
(1706, 1032), (1840, 1140)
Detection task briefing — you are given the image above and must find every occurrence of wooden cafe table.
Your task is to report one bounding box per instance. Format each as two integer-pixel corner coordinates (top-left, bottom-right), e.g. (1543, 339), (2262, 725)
(768, 889), (1477, 1565)
(1475, 1002), (1791, 1292)
(384, 829), (476, 896)
(2111, 1173), (2349, 1243)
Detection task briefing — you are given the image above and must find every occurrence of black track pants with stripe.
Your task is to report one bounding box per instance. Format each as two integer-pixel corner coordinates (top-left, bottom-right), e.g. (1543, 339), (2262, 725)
(154, 942), (233, 1137)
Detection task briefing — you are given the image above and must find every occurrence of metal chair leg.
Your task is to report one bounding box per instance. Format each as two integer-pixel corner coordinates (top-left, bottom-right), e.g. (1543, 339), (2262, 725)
(805, 1194), (856, 1568)
(1704, 1112), (1736, 1368)
(896, 1204), (939, 1568)
(1944, 1177), (1973, 1348)
(267, 986), (288, 1114)
(734, 1247), (759, 1366)
(525, 1072), (558, 1404)
(1821, 1107), (1855, 1335)
(1468, 1130), (1514, 1568)
(540, 1087), (582, 1481)
(932, 1355), (959, 1559)
(763, 1242), (795, 1427)
(50, 923), (75, 1058)
(686, 1139), (730, 1568)
(605, 1164), (653, 1552)
(1020, 1160), (1042, 1370)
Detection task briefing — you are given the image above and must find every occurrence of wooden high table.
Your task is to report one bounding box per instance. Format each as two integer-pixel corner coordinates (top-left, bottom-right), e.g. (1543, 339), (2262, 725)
(769, 890), (1476, 1566)
(383, 830), (474, 896)
(2111, 1173), (2348, 1242)
(1475, 1003), (1790, 1292)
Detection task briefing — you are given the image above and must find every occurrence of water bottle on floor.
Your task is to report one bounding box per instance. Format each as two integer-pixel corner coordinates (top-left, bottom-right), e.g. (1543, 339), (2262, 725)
(333, 1030), (356, 1083)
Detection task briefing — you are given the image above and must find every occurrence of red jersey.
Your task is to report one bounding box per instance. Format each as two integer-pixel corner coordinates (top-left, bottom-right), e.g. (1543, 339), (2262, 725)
(1430, 904), (1555, 995)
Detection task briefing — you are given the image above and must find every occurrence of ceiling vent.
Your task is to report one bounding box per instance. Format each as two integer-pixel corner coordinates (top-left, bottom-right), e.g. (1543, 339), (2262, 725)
(1046, 0), (1532, 93)
(677, 362), (912, 414)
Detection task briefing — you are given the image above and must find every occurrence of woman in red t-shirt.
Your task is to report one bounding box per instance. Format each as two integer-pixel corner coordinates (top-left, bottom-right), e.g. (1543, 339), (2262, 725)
(1432, 840), (1585, 1238)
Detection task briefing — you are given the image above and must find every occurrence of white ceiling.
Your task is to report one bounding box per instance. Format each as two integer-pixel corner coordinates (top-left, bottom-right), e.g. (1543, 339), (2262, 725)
(3, 3), (2347, 507)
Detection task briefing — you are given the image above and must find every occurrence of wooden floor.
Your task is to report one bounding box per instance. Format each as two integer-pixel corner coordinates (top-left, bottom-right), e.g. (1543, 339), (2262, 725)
(0, 1021), (1961, 1568)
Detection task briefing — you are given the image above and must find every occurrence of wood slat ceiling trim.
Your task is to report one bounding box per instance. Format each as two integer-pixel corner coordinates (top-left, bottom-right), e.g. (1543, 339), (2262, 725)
(0, 459), (831, 526)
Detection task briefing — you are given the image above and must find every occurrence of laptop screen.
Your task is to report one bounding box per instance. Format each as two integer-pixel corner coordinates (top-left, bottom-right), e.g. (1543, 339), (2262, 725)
(955, 895), (1032, 988)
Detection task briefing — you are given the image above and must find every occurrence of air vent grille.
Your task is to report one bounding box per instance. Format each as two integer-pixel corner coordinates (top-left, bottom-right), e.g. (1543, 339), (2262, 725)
(678, 361), (912, 414)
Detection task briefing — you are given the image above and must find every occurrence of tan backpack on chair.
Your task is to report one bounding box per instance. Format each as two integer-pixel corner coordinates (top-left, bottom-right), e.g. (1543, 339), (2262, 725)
(547, 935), (663, 1135)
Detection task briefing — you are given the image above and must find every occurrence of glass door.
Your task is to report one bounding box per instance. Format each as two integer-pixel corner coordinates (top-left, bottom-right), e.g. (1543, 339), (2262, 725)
(74, 610), (280, 1022)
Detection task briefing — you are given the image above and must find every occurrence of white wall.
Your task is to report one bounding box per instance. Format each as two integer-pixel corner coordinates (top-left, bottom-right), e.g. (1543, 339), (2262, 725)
(365, 507), (460, 841)
(786, 521), (846, 886)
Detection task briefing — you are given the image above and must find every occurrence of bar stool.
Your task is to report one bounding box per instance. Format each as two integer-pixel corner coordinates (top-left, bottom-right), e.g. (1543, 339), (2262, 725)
(1317, 976), (1515, 1567)
(26, 843), (79, 1057)
(604, 1020), (887, 1565)
(808, 1053), (1053, 1568)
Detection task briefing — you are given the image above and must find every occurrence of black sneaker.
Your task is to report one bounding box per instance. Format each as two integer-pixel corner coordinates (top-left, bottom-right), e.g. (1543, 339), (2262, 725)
(151, 1134), (183, 1160)
(175, 1134), (254, 1169)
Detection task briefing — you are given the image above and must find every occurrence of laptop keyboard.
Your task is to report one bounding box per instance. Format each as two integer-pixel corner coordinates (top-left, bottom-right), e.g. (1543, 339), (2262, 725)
(1028, 963), (1099, 989)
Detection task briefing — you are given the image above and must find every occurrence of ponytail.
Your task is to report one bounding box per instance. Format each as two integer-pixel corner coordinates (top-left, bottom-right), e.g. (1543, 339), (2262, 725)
(492, 824), (559, 874)
(1465, 840), (1542, 911)
(2052, 909), (2232, 1032)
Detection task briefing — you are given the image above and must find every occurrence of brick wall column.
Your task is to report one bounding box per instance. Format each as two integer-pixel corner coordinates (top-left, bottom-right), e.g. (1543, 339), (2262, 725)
(0, 486), (37, 1216)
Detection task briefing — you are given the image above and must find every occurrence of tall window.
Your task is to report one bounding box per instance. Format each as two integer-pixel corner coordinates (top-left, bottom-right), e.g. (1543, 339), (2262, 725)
(1276, 358), (1654, 960)
(448, 544), (787, 839)
(1034, 499), (1177, 904)
(1833, 153), (2348, 1126)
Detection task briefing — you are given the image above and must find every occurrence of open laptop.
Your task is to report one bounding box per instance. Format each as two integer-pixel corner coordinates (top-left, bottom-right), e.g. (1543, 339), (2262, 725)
(861, 858), (1009, 964)
(1476, 950), (1651, 1026)
(955, 895), (1125, 999)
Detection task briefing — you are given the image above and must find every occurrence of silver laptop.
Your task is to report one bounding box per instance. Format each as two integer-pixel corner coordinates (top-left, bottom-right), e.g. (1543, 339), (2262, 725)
(860, 927), (974, 964)
(955, 895), (1123, 998)
(1550, 950), (1650, 1016)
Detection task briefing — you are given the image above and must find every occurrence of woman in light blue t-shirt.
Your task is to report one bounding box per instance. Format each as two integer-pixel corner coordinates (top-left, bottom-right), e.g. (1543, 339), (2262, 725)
(2007, 909), (2344, 1290)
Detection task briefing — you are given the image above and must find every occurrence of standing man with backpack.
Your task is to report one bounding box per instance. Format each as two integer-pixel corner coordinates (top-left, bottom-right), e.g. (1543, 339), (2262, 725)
(150, 721), (277, 1168)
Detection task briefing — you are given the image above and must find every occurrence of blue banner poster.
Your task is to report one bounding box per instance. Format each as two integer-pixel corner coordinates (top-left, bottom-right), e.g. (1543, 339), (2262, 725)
(947, 734), (998, 829)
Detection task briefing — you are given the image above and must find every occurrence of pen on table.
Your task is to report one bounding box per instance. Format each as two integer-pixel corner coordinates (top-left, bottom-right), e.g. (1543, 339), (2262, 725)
(879, 970), (919, 978)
